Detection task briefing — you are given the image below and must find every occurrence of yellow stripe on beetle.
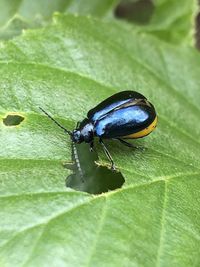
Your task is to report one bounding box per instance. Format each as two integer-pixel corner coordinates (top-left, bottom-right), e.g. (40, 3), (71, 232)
(123, 116), (158, 139)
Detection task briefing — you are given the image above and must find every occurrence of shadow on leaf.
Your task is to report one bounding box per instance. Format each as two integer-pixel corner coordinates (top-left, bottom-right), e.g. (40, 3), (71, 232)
(65, 143), (125, 195)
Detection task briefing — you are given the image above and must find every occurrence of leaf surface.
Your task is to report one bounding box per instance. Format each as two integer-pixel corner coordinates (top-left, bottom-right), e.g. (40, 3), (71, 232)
(0, 0), (198, 44)
(135, 0), (198, 44)
(0, 14), (200, 267)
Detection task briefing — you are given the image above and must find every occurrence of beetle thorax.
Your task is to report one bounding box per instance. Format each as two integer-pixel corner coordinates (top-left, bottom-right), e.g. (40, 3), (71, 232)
(72, 119), (94, 143)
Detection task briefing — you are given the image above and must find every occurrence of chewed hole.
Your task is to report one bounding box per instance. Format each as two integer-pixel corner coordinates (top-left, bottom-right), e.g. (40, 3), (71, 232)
(65, 143), (125, 195)
(3, 114), (24, 126)
(114, 0), (155, 24)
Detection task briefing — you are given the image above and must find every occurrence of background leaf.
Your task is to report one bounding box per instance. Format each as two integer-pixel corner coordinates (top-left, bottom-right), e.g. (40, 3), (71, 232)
(0, 0), (119, 39)
(0, 0), (70, 27)
(0, 11), (200, 267)
(117, 0), (199, 44)
(0, 0), (198, 45)
(0, 0), (72, 39)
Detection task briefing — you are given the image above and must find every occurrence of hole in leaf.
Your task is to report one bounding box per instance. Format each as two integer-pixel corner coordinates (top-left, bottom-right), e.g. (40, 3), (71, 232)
(195, 11), (200, 50)
(65, 143), (125, 195)
(3, 114), (24, 126)
(114, 0), (155, 25)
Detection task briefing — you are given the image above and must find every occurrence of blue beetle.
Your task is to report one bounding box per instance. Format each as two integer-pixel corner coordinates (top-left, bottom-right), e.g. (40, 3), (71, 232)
(40, 91), (157, 170)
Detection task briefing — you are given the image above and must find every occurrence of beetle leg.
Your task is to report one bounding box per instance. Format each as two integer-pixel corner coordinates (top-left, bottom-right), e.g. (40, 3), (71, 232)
(89, 141), (94, 152)
(76, 121), (81, 129)
(117, 138), (138, 148)
(99, 139), (116, 170)
(62, 162), (75, 170)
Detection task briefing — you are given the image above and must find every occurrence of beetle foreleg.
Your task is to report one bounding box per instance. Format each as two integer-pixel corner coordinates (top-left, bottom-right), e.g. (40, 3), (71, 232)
(99, 139), (116, 170)
(76, 121), (81, 129)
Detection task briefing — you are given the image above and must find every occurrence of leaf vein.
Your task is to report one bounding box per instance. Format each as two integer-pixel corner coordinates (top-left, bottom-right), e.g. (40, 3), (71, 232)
(86, 196), (107, 267)
(155, 181), (167, 267)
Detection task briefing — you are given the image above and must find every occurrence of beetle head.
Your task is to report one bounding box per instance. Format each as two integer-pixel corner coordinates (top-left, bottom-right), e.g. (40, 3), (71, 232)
(72, 121), (94, 144)
(71, 130), (84, 143)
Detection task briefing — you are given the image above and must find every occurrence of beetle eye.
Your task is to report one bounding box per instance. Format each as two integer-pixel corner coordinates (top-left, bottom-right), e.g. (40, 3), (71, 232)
(72, 130), (81, 143)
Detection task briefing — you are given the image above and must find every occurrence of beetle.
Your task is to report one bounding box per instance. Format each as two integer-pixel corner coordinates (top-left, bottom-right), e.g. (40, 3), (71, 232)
(40, 90), (157, 171)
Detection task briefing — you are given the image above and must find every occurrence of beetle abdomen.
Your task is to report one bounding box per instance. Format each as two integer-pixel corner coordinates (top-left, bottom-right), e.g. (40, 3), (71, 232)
(94, 105), (156, 139)
(123, 116), (157, 139)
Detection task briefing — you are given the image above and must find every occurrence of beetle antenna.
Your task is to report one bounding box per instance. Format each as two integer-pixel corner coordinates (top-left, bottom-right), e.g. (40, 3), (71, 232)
(39, 107), (72, 136)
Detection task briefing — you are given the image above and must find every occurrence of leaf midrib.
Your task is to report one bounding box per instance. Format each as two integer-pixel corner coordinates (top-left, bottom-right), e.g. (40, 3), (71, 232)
(1, 60), (200, 149)
(1, 171), (199, 201)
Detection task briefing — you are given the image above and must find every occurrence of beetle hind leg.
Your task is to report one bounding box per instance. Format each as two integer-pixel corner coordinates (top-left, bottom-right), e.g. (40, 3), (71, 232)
(99, 139), (116, 170)
(117, 138), (138, 148)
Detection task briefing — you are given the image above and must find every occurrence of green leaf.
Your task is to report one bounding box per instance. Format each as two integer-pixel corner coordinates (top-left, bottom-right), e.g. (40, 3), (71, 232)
(0, 0), (118, 27)
(0, 0), (72, 39)
(114, 0), (198, 45)
(0, 0), (70, 27)
(0, 14), (42, 40)
(138, 0), (199, 44)
(0, 0), (198, 45)
(0, 14), (200, 266)
(66, 0), (119, 18)
(0, 0), (119, 39)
